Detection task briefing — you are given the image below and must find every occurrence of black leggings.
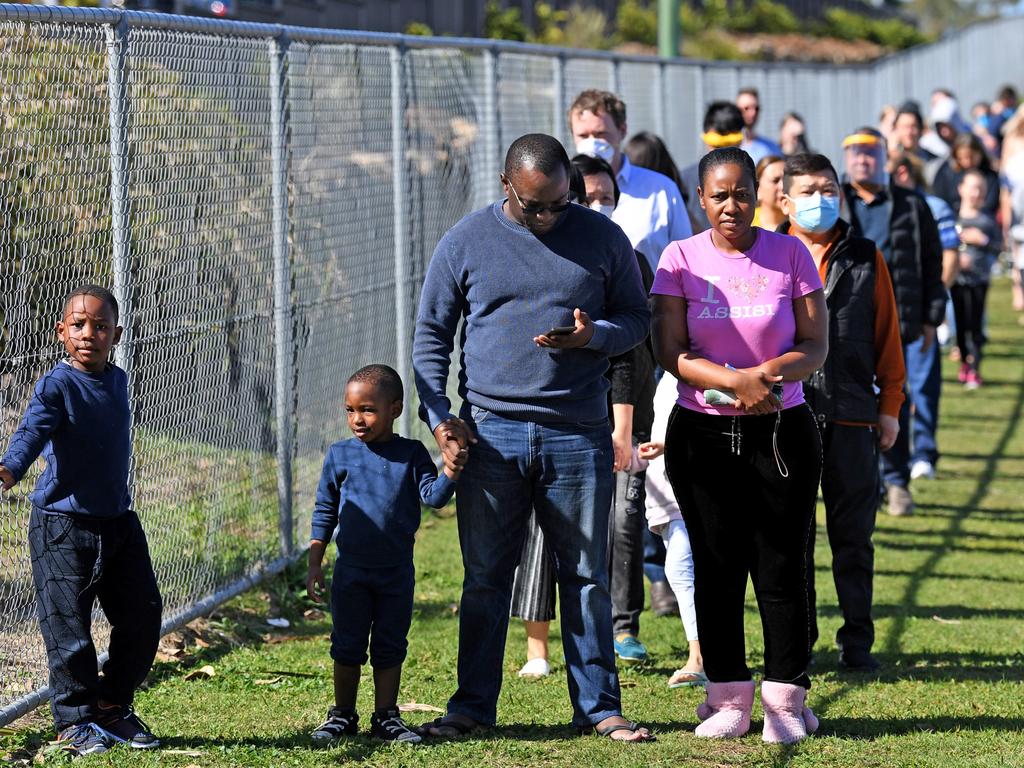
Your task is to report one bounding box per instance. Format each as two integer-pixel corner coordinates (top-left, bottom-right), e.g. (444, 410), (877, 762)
(951, 282), (989, 370)
(664, 404), (822, 688)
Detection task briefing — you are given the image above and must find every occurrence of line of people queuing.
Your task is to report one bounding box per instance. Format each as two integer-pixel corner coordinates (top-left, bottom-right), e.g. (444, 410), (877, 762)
(1, 80), (1018, 756)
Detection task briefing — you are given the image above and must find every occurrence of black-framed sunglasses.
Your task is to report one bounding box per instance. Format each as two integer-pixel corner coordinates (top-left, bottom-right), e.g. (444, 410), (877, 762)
(506, 180), (571, 216)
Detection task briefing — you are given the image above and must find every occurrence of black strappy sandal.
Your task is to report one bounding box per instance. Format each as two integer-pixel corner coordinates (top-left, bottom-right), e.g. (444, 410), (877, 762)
(579, 720), (657, 742)
(418, 715), (479, 739)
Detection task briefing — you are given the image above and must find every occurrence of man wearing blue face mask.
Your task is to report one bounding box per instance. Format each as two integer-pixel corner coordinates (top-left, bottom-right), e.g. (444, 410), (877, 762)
(568, 89), (692, 274)
(778, 153), (905, 674)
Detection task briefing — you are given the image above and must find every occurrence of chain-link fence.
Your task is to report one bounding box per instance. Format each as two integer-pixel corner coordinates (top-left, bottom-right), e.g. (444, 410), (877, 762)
(2, 3), (1023, 724)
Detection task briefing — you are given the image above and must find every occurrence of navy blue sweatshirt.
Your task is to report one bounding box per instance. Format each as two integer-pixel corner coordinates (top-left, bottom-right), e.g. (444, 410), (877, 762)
(413, 201), (651, 430)
(1, 361), (132, 518)
(310, 436), (455, 568)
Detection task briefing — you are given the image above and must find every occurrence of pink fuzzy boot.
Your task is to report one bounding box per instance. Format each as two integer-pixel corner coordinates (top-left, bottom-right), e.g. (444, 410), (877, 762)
(760, 681), (819, 744)
(693, 681), (755, 738)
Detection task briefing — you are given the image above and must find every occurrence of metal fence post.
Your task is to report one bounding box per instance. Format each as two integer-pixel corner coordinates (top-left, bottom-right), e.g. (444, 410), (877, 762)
(270, 30), (294, 558)
(610, 57), (621, 95)
(552, 53), (565, 146)
(107, 15), (134, 399)
(654, 60), (666, 140)
(391, 43), (411, 439)
(483, 47), (500, 190)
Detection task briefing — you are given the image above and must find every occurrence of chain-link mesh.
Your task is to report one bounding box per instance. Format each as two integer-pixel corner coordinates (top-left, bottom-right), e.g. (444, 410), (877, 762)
(123, 27), (279, 625)
(2, 5), (1024, 723)
(287, 41), (396, 538)
(618, 61), (660, 146)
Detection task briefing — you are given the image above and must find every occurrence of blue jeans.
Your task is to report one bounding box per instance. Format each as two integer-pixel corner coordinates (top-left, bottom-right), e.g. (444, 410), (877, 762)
(449, 406), (620, 728)
(882, 338), (941, 486)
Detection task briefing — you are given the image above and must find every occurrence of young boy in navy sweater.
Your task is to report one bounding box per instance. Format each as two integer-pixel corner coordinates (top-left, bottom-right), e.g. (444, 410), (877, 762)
(306, 364), (460, 744)
(0, 285), (163, 757)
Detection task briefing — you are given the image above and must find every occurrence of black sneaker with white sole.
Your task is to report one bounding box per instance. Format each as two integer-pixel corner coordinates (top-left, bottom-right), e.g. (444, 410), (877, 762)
(370, 708), (422, 744)
(57, 722), (114, 756)
(95, 705), (160, 749)
(311, 708), (359, 743)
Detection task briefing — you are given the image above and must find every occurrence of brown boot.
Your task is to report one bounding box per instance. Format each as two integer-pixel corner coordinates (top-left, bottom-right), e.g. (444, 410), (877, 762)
(649, 580), (679, 617)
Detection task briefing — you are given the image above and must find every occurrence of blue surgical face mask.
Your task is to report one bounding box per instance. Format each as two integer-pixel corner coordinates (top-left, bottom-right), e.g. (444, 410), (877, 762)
(575, 137), (616, 164)
(791, 192), (840, 233)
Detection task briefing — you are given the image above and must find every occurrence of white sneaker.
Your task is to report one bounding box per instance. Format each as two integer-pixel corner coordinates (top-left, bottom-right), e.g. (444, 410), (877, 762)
(517, 657), (550, 677)
(910, 460), (935, 480)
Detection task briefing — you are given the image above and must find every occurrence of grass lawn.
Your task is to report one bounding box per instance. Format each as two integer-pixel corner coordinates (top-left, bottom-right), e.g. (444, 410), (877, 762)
(4, 281), (1024, 767)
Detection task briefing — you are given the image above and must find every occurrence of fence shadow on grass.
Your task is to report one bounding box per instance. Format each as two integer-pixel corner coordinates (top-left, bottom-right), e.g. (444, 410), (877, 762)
(818, 714), (1024, 739)
(810, 315), (1024, 734)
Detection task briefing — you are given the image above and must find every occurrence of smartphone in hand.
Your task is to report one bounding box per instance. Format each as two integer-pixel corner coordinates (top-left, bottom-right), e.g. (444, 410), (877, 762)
(544, 325), (576, 337)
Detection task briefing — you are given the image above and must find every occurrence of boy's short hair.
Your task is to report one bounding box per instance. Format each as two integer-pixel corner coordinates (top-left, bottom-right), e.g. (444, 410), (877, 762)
(65, 284), (119, 323)
(348, 364), (404, 403)
(783, 153), (839, 193)
(568, 89), (627, 129)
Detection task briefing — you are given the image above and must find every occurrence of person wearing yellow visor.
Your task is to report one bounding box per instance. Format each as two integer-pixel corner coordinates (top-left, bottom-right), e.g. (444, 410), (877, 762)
(840, 127), (947, 520)
(680, 101), (746, 234)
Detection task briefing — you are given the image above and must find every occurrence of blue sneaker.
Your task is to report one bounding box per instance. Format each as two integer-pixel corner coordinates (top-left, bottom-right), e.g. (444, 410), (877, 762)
(614, 633), (649, 664)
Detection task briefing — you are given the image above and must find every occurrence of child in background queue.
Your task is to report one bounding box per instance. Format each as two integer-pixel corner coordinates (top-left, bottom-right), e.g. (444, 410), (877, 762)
(953, 170), (1001, 388)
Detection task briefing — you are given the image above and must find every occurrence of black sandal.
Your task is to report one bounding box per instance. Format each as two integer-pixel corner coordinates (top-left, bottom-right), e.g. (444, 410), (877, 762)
(580, 720), (656, 742)
(418, 715), (478, 739)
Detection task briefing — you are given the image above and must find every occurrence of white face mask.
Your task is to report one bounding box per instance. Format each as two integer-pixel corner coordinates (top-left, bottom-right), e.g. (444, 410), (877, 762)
(575, 137), (616, 164)
(589, 201), (615, 219)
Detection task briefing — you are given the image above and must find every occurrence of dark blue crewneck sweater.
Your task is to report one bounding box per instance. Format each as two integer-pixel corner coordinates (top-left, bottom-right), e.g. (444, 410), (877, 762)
(310, 436), (455, 567)
(2, 361), (132, 518)
(413, 201), (651, 429)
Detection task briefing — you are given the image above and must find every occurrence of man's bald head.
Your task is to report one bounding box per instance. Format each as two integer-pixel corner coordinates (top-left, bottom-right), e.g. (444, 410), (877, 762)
(504, 133), (570, 180)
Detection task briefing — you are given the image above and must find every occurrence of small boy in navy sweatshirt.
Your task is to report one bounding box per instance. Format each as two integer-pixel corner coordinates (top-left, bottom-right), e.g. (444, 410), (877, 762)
(0, 285), (162, 757)
(306, 364), (460, 744)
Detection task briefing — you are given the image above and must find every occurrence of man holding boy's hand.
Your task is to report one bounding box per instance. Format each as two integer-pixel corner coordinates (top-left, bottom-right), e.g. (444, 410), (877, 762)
(413, 133), (652, 742)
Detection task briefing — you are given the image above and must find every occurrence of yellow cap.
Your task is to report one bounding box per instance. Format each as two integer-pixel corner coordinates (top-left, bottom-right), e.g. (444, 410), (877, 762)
(702, 131), (745, 148)
(842, 133), (884, 149)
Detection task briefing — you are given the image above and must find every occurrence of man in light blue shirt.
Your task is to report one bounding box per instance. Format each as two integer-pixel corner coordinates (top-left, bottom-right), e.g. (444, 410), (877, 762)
(568, 89), (692, 270)
(737, 86), (783, 167)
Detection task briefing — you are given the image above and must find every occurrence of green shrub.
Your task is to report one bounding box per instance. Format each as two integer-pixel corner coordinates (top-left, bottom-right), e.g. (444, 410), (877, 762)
(683, 29), (748, 61)
(404, 21), (434, 36)
(728, 0), (800, 34)
(616, 0), (657, 46)
(484, 0), (529, 41)
(823, 7), (929, 48)
(533, 1), (569, 45)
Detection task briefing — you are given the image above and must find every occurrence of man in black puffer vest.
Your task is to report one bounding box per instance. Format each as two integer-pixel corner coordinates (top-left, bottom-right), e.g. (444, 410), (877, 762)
(840, 128), (946, 518)
(780, 153), (906, 673)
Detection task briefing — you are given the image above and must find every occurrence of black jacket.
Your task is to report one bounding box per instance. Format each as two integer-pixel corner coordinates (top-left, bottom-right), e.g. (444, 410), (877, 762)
(842, 182), (946, 344)
(781, 219), (883, 424)
(608, 252), (656, 440)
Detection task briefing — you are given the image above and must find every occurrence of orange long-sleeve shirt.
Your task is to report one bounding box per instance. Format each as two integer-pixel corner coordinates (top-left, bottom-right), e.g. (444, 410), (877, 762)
(814, 237), (906, 422)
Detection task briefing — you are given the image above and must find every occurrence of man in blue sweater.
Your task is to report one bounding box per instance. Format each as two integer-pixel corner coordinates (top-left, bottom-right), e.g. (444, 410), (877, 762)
(413, 133), (653, 742)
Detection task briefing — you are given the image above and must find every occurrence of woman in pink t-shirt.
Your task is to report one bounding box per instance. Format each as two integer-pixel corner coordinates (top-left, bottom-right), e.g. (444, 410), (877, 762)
(650, 147), (827, 744)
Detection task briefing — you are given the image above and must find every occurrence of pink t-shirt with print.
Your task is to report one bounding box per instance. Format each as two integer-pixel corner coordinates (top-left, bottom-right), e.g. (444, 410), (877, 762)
(650, 227), (823, 416)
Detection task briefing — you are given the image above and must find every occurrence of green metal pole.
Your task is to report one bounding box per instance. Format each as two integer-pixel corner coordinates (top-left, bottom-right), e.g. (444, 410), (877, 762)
(658, 0), (680, 59)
